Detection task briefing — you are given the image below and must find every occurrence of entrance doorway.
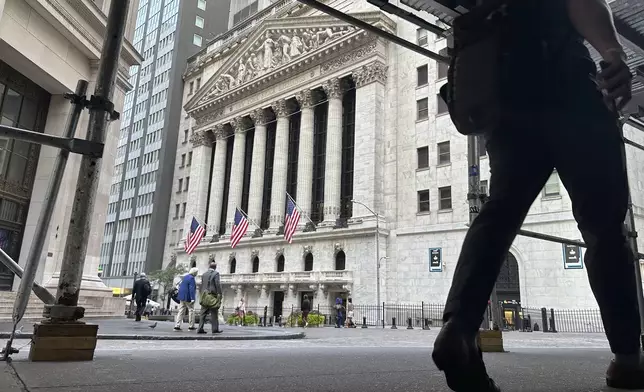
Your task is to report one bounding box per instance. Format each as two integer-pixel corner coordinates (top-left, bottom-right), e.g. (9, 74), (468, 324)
(496, 253), (521, 330)
(300, 291), (314, 310)
(273, 291), (284, 320)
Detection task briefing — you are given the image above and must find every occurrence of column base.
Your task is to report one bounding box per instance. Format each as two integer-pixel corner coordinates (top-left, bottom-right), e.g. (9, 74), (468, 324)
(29, 322), (98, 362)
(44, 275), (124, 318)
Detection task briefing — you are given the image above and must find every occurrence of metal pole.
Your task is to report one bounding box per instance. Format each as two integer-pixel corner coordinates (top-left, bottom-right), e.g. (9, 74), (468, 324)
(129, 272), (138, 317)
(0, 248), (54, 305)
(0, 124), (102, 157)
(376, 214), (381, 326)
(51, 0), (129, 313)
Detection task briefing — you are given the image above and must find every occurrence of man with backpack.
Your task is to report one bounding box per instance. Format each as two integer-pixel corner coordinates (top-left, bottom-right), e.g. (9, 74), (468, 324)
(133, 273), (152, 322)
(433, 0), (639, 391)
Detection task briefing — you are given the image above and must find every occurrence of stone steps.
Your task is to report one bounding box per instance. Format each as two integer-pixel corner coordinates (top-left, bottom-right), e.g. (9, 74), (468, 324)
(0, 291), (126, 321)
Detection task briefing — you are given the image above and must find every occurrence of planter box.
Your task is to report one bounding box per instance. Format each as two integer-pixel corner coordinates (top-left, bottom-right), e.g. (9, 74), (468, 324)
(477, 329), (504, 353)
(29, 323), (98, 362)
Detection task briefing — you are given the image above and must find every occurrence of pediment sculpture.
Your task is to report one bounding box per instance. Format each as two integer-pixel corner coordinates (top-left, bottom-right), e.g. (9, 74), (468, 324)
(198, 25), (356, 104)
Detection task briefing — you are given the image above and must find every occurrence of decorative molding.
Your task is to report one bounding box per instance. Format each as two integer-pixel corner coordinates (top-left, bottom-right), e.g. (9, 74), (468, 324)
(195, 109), (224, 127)
(231, 117), (248, 133)
(323, 78), (343, 100)
(353, 61), (388, 87)
(250, 108), (267, 126)
(208, 253), (215, 263)
(334, 243), (344, 255)
(189, 130), (214, 147)
(251, 249), (260, 258)
(321, 41), (378, 74)
(229, 252), (237, 262)
(302, 245), (313, 257)
(213, 124), (228, 140)
(189, 255), (197, 265)
(272, 99), (290, 118)
(276, 247), (285, 259)
(295, 89), (314, 108)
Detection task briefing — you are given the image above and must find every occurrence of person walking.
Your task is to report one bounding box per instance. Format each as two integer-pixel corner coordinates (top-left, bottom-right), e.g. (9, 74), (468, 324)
(132, 273), (152, 322)
(301, 295), (311, 328)
(237, 298), (246, 326)
(197, 262), (222, 334)
(432, 1), (639, 391)
(174, 267), (198, 331)
(346, 298), (355, 328)
(334, 297), (345, 328)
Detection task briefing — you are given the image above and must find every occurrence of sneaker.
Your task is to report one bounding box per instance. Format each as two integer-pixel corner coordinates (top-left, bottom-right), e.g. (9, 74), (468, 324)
(606, 359), (644, 389)
(432, 321), (501, 392)
(173, 327), (181, 331)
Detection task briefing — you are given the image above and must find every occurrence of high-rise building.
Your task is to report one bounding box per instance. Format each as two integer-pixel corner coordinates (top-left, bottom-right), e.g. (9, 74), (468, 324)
(99, 0), (230, 291)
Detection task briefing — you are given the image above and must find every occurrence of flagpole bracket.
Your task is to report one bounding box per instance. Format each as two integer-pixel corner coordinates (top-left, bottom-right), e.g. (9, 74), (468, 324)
(251, 229), (264, 238)
(303, 222), (317, 232)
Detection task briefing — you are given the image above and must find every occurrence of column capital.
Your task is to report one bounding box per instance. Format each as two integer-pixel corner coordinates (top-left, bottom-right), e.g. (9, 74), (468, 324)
(353, 61), (388, 88)
(213, 124), (228, 140)
(323, 78), (344, 100)
(272, 99), (290, 118)
(230, 117), (249, 134)
(296, 89), (315, 109)
(189, 130), (214, 147)
(250, 108), (267, 126)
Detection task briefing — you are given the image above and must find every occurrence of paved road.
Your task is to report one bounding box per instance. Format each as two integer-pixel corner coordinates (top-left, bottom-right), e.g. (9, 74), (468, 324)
(2, 327), (641, 392)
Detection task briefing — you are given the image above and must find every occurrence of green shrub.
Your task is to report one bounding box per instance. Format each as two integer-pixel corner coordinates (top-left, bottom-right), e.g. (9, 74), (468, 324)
(226, 312), (260, 326)
(283, 311), (325, 327)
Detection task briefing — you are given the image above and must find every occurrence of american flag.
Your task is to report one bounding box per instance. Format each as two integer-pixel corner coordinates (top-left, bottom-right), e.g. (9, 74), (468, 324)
(284, 195), (301, 244)
(185, 217), (205, 254)
(230, 208), (249, 249)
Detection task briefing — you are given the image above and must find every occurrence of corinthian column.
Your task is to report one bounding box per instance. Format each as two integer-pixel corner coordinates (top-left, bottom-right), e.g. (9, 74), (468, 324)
(295, 89), (315, 228)
(269, 99), (291, 232)
(322, 78), (344, 225)
(184, 130), (215, 238)
(207, 125), (228, 240)
(226, 118), (249, 231)
(247, 109), (267, 233)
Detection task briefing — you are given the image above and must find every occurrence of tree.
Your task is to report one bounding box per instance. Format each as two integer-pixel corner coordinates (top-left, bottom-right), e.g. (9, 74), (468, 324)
(148, 264), (187, 302)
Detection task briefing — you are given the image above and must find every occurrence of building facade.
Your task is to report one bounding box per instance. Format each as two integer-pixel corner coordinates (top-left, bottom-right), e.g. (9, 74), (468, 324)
(168, 0), (644, 324)
(98, 0), (230, 291)
(0, 0), (141, 318)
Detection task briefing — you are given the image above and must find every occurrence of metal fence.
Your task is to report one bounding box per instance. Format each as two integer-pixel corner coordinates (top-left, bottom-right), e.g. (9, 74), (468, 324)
(217, 303), (609, 333)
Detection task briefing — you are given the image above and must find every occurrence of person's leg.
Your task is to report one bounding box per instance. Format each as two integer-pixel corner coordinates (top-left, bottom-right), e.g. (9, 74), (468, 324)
(212, 307), (220, 333)
(174, 302), (186, 329)
(187, 302), (195, 329)
(198, 306), (208, 332)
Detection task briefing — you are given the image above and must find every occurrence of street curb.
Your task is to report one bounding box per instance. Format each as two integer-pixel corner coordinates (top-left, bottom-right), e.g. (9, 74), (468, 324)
(0, 331), (306, 341)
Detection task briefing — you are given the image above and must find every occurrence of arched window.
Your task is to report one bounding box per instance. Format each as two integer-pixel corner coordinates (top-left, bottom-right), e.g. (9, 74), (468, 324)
(335, 251), (346, 271)
(252, 256), (260, 273)
(190, 259), (197, 268)
(304, 253), (313, 271)
(230, 258), (237, 274)
(276, 255), (285, 272)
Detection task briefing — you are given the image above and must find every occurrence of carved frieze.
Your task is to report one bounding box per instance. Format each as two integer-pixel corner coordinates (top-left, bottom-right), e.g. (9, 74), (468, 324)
(321, 41), (378, 74)
(197, 25), (357, 105)
(195, 109), (224, 127)
(353, 61), (388, 87)
(323, 78), (344, 100)
(189, 130), (214, 147)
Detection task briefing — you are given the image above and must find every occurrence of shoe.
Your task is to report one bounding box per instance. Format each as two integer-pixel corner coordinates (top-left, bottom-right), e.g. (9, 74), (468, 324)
(432, 321), (501, 392)
(213, 330), (223, 334)
(173, 327), (181, 331)
(188, 327), (196, 331)
(606, 359), (644, 389)
(197, 329), (206, 334)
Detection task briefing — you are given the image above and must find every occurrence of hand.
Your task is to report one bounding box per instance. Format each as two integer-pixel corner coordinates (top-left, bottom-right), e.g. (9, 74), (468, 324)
(190, 300), (194, 304)
(598, 49), (632, 111)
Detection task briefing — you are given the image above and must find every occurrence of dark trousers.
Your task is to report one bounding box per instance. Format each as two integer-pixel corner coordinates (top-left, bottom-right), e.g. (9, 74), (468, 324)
(135, 297), (147, 320)
(443, 85), (641, 355)
(198, 306), (220, 332)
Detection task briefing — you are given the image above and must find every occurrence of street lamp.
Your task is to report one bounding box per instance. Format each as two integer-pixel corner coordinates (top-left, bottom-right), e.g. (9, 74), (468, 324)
(351, 199), (382, 324)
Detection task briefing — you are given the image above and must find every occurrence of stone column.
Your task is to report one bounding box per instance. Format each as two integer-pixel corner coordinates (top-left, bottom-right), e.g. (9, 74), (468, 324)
(226, 118), (248, 231)
(206, 125), (228, 239)
(183, 130), (215, 238)
(247, 109), (267, 231)
(295, 89), (315, 228)
(322, 78), (344, 225)
(352, 61), (388, 219)
(268, 99), (291, 232)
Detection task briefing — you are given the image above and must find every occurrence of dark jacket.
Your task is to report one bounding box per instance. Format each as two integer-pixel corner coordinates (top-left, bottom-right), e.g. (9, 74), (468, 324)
(177, 274), (196, 302)
(133, 278), (151, 300)
(201, 268), (221, 296)
(301, 299), (311, 312)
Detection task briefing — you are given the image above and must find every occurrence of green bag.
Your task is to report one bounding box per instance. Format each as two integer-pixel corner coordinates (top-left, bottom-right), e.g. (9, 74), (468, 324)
(199, 291), (221, 308)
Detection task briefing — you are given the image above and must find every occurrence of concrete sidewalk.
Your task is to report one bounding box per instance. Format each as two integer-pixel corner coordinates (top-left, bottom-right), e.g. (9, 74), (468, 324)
(0, 318), (305, 341)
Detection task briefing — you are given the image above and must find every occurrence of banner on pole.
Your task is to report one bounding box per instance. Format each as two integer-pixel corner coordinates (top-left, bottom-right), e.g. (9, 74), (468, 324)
(429, 248), (442, 272)
(562, 244), (583, 269)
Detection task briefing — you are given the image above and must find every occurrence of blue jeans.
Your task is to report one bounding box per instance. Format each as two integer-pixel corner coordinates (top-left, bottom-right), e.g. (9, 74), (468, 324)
(336, 313), (344, 327)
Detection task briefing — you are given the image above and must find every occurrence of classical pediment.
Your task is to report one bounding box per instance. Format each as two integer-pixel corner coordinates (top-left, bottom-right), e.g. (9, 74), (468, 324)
(184, 13), (389, 115)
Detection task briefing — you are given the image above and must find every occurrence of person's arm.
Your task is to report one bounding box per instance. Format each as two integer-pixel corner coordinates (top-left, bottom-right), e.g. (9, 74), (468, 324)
(189, 277), (196, 302)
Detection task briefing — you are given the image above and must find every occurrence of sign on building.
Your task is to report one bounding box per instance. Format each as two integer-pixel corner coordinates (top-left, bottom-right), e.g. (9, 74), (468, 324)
(429, 248), (442, 272)
(562, 244), (583, 269)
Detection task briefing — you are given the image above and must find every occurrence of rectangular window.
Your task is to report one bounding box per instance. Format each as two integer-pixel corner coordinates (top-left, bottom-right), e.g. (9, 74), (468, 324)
(418, 190), (430, 213)
(437, 141), (451, 165)
(439, 186), (452, 210)
(187, 151), (193, 166)
(185, 176), (190, 191)
(195, 15), (204, 28)
(417, 28), (428, 47)
(417, 98), (429, 121)
(478, 136), (487, 157)
(174, 204), (180, 219)
(189, 82), (194, 95)
(543, 171), (560, 197)
(437, 93), (448, 115)
(177, 178), (183, 192)
(196, 78), (201, 90)
(183, 130), (189, 144)
(193, 34), (202, 47)
(417, 146), (429, 169)
(180, 154), (186, 167)
(197, 0), (206, 10)
(480, 180), (489, 197)
(417, 65), (428, 87)
(181, 202), (187, 218)
(437, 48), (449, 79)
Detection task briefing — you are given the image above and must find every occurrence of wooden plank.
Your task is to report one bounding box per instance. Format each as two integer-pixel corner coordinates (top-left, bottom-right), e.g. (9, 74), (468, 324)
(31, 336), (97, 350)
(33, 323), (98, 337)
(29, 347), (95, 362)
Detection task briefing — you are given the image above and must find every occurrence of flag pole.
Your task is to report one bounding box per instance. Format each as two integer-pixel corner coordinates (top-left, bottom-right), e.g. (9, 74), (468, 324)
(287, 193), (315, 226)
(238, 207), (262, 232)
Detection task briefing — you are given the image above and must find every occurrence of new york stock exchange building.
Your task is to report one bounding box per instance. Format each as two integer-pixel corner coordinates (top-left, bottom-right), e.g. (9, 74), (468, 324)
(164, 0), (644, 325)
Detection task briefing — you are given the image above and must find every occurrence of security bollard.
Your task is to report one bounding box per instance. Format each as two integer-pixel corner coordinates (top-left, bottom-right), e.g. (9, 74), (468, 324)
(391, 317), (398, 329)
(263, 306), (268, 327)
(549, 308), (557, 333)
(362, 316), (368, 328)
(423, 318), (431, 330)
(407, 317), (413, 330)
